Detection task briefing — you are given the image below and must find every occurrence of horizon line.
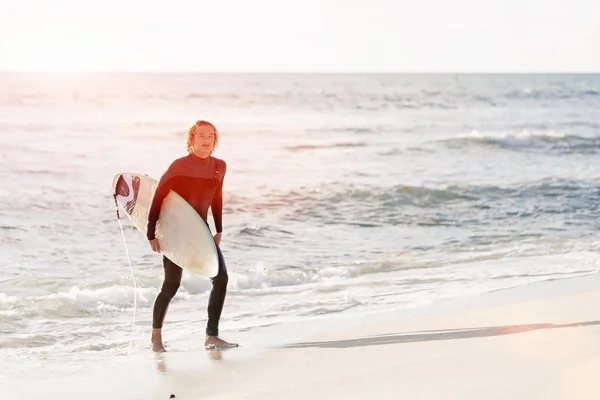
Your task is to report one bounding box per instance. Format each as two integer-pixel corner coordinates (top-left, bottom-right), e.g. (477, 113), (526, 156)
(1, 70), (599, 74)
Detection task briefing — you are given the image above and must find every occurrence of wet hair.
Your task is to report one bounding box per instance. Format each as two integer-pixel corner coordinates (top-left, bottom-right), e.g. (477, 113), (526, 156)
(186, 120), (219, 154)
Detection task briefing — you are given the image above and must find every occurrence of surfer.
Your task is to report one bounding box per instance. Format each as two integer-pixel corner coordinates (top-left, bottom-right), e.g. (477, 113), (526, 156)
(146, 120), (237, 352)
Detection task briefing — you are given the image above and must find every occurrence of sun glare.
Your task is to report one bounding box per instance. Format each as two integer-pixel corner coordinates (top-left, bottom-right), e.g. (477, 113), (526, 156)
(2, 10), (125, 73)
(11, 38), (116, 73)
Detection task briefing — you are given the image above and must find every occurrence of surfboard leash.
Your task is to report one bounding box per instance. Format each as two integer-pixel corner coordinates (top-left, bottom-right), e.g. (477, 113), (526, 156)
(113, 193), (138, 356)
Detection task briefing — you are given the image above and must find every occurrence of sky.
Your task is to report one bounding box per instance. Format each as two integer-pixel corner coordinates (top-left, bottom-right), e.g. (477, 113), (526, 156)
(1, 0), (599, 72)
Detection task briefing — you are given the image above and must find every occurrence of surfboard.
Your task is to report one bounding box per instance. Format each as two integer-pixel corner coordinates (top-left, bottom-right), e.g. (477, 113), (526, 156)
(112, 172), (219, 278)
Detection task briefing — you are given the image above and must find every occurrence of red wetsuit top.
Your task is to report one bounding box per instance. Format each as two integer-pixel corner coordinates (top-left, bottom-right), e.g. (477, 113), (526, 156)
(146, 153), (226, 240)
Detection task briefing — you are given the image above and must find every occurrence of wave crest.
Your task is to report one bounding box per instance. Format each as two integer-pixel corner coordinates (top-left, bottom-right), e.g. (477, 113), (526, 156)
(436, 130), (600, 154)
(235, 178), (600, 228)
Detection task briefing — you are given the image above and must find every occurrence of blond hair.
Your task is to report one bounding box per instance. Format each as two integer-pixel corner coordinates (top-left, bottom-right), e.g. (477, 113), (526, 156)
(186, 120), (219, 153)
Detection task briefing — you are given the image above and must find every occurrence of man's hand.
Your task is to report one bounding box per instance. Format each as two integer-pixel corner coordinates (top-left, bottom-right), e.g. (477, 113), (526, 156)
(213, 232), (222, 246)
(149, 238), (160, 253)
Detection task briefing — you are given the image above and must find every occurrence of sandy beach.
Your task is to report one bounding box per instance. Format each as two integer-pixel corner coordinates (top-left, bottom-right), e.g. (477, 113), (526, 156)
(6, 271), (600, 400)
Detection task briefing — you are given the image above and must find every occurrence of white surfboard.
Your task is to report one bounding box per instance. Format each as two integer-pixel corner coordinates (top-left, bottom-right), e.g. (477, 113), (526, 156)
(112, 172), (219, 277)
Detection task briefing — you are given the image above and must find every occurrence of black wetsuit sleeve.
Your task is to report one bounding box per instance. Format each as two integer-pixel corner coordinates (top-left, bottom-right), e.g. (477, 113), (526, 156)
(211, 177), (224, 233)
(211, 161), (226, 233)
(147, 178), (173, 240)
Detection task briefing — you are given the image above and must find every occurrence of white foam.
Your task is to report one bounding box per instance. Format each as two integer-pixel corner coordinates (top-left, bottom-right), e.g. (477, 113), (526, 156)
(461, 128), (567, 141)
(6, 286), (156, 317)
(0, 292), (19, 308)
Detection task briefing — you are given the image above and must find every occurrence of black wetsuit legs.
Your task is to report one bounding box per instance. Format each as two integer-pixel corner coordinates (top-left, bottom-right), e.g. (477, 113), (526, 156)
(152, 257), (182, 329)
(206, 245), (228, 336)
(151, 246), (229, 337)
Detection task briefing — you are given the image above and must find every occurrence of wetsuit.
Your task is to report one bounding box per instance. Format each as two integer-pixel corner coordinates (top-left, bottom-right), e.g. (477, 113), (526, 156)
(147, 153), (228, 337)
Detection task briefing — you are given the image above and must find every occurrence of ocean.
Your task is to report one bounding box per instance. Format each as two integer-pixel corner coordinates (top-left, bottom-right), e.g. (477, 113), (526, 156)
(1, 73), (600, 373)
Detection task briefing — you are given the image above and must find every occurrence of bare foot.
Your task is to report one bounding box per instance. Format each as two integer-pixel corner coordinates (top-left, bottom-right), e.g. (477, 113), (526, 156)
(152, 342), (166, 352)
(204, 335), (238, 350)
(151, 328), (166, 352)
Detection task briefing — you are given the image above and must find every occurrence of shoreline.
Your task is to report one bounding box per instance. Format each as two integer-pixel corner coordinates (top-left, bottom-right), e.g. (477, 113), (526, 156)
(6, 270), (600, 400)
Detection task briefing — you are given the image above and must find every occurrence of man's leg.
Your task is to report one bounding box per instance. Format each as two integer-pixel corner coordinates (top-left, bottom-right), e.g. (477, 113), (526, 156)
(205, 246), (237, 349)
(151, 256), (183, 352)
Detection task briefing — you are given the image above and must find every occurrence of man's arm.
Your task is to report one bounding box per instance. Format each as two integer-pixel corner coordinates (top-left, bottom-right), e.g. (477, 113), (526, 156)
(211, 178), (224, 233)
(147, 177), (174, 240)
(210, 161), (227, 234)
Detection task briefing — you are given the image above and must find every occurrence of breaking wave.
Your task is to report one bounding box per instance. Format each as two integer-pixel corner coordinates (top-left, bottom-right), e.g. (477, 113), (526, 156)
(434, 130), (600, 154)
(232, 178), (600, 229)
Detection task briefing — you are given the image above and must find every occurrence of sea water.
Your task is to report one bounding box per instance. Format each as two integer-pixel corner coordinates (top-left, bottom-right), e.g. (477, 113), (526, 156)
(1, 73), (600, 372)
